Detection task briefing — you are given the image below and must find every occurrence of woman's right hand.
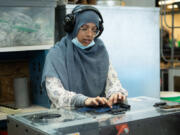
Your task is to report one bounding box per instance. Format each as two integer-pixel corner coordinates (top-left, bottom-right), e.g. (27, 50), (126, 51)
(85, 96), (112, 108)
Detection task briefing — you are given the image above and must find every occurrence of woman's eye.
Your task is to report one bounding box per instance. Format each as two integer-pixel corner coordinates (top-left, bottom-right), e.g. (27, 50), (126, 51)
(81, 28), (88, 31)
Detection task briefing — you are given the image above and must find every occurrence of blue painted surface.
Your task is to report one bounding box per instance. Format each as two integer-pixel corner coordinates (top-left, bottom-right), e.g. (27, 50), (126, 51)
(29, 50), (50, 108)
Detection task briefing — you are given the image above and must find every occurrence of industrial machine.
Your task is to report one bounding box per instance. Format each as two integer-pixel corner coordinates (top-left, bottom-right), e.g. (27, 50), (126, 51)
(7, 96), (180, 135)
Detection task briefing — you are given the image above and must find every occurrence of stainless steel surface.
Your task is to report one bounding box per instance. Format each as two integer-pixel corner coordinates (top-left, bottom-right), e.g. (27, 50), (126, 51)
(7, 97), (180, 135)
(96, 0), (122, 6)
(8, 108), (98, 135)
(124, 0), (155, 7)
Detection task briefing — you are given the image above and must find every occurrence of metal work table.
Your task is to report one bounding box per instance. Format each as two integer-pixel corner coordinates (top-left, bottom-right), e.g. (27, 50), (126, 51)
(7, 96), (180, 135)
(0, 105), (48, 121)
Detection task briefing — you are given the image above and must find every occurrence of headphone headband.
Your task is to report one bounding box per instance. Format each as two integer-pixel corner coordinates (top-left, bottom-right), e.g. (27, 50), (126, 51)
(63, 5), (104, 38)
(72, 6), (104, 23)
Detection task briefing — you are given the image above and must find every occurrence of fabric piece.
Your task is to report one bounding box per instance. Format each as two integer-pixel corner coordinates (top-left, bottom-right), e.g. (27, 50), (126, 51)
(77, 103), (130, 114)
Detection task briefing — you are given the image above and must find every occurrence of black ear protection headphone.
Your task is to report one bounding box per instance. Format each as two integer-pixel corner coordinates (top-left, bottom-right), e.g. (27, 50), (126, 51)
(63, 5), (104, 38)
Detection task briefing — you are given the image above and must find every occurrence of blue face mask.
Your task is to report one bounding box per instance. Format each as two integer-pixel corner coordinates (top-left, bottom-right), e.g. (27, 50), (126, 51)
(72, 37), (95, 49)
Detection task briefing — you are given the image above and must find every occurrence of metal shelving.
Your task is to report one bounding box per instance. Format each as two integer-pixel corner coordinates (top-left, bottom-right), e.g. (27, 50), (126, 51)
(0, 44), (53, 52)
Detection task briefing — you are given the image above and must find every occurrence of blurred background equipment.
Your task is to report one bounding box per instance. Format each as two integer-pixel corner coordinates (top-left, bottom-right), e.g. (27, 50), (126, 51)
(156, 0), (180, 92)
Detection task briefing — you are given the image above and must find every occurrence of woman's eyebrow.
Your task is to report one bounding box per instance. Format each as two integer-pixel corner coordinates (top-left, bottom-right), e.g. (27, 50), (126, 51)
(81, 24), (88, 27)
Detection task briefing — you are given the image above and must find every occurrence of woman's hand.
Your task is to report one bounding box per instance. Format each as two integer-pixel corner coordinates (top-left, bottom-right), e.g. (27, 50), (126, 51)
(85, 96), (111, 108)
(108, 93), (126, 106)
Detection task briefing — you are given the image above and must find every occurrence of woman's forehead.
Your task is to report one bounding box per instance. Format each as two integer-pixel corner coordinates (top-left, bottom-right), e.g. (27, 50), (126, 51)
(81, 23), (97, 27)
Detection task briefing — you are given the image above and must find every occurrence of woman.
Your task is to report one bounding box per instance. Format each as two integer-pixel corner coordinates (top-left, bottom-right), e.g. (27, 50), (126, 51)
(42, 5), (128, 108)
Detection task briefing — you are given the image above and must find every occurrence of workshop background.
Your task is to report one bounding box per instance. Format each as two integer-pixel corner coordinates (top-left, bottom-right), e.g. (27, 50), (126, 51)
(0, 0), (180, 135)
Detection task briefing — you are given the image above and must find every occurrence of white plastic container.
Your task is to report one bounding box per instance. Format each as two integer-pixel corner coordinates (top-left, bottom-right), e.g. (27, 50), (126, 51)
(14, 77), (30, 108)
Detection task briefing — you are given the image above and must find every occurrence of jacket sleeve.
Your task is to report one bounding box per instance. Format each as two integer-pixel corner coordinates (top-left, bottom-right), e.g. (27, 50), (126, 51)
(46, 77), (88, 108)
(105, 63), (128, 98)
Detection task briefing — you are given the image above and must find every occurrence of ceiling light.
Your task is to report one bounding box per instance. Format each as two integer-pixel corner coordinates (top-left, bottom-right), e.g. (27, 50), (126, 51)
(159, 0), (173, 5)
(167, 4), (178, 8)
(159, 0), (180, 5)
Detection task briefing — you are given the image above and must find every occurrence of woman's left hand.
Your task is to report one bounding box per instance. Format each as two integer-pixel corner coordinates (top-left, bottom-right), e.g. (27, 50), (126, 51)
(108, 93), (126, 106)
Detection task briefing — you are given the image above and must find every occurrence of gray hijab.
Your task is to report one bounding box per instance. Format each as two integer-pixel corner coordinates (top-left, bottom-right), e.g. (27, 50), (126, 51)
(42, 7), (109, 97)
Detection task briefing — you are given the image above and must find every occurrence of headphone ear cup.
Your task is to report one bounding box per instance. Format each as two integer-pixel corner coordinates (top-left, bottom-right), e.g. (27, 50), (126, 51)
(99, 22), (104, 33)
(96, 22), (104, 38)
(63, 14), (75, 33)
